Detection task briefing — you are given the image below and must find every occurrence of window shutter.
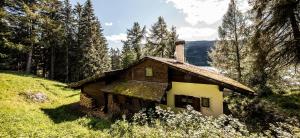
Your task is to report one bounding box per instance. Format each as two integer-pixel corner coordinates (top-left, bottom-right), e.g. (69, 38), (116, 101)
(193, 97), (200, 111)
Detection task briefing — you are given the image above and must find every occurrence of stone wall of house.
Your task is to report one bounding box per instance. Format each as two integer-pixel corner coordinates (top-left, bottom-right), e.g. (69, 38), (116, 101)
(82, 81), (106, 107)
(80, 93), (95, 109)
(105, 93), (157, 118)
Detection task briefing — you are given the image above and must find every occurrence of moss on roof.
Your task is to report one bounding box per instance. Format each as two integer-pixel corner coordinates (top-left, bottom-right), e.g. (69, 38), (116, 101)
(101, 80), (168, 101)
(68, 73), (105, 89)
(68, 69), (122, 89)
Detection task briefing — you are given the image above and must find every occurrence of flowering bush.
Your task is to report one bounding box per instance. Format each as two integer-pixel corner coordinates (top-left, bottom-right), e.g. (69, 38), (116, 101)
(106, 105), (300, 137)
(106, 104), (300, 137)
(109, 106), (265, 138)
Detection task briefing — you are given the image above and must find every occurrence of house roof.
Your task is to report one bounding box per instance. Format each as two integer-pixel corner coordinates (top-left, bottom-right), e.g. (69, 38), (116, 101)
(101, 80), (168, 102)
(146, 56), (254, 94)
(68, 69), (122, 89)
(68, 56), (254, 95)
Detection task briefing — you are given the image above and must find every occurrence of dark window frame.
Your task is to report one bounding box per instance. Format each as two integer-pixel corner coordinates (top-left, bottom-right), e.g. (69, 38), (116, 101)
(201, 97), (210, 108)
(145, 67), (153, 77)
(175, 95), (200, 111)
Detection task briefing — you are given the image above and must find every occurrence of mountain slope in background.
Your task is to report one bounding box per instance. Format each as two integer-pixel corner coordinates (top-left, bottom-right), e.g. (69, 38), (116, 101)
(185, 41), (215, 66)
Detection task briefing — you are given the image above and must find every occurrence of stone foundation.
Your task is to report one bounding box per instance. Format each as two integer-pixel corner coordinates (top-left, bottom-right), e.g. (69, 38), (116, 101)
(80, 93), (94, 109)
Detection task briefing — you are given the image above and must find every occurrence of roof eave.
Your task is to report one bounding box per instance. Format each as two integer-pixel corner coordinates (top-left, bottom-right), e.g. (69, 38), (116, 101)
(146, 57), (256, 95)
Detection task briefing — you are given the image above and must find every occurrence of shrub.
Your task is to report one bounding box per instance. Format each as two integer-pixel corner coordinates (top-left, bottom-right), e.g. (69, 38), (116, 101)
(110, 106), (264, 137)
(224, 94), (299, 136)
(281, 101), (300, 110)
(106, 105), (300, 137)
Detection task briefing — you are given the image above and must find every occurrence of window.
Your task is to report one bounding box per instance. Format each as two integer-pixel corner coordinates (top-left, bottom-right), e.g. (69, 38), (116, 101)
(125, 97), (133, 105)
(145, 67), (153, 77)
(175, 95), (200, 111)
(201, 97), (210, 108)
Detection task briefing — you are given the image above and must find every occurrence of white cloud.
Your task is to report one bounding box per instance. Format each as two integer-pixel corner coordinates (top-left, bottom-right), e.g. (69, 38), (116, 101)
(105, 33), (127, 49)
(238, 0), (251, 13)
(166, 0), (249, 26)
(177, 27), (217, 40)
(108, 41), (123, 49)
(104, 22), (113, 26)
(105, 33), (127, 42)
(166, 0), (228, 25)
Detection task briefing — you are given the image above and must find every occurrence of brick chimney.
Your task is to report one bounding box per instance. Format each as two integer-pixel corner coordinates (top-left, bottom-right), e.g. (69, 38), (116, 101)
(175, 40), (185, 63)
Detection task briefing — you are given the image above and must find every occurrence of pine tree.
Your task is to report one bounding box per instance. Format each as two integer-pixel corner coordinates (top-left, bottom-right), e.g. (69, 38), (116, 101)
(250, 0), (300, 64)
(209, 0), (249, 82)
(146, 16), (170, 57)
(78, 0), (110, 79)
(0, 0), (111, 82)
(62, 0), (74, 82)
(123, 22), (146, 61)
(39, 0), (64, 79)
(21, 1), (40, 74)
(121, 41), (135, 68)
(246, 0), (300, 95)
(110, 48), (121, 70)
(247, 25), (276, 95)
(92, 19), (110, 72)
(166, 26), (178, 58)
(78, 0), (95, 79)
(248, 1), (300, 95)
(0, 1), (10, 59)
(0, 1), (25, 70)
(70, 2), (82, 81)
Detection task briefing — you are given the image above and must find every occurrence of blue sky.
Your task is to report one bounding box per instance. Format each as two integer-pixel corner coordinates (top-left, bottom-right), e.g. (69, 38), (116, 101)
(70, 0), (249, 49)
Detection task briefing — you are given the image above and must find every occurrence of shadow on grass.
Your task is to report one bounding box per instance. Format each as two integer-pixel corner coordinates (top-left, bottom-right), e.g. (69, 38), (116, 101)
(264, 93), (300, 119)
(53, 84), (76, 91)
(41, 102), (112, 130)
(266, 93), (300, 109)
(66, 93), (80, 98)
(41, 102), (84, 123)
(0, 70), (36, 77)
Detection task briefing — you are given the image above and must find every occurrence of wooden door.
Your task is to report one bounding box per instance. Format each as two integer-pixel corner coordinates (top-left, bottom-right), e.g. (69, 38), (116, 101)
(103, 93), (108, 113)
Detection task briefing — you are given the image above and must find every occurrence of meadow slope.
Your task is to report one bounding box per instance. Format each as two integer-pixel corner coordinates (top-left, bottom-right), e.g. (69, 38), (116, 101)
(1, 71), (299, 137)
(0, 72), (110, 137)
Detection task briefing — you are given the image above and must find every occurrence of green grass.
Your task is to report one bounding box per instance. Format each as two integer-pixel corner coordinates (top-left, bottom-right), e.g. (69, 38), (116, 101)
(1, 71), (300, 137)
(264, 91), (300, 119)
(0, 71), (111, 137)
(264, 92), (300, 136)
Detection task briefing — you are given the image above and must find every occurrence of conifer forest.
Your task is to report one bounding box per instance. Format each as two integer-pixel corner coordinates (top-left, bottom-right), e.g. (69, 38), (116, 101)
(0, 0), (300, 137)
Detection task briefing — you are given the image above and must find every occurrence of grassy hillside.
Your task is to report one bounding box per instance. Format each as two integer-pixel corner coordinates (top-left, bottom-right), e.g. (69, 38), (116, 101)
(0, 72), (110, 137)
(1, 71), (299, 137)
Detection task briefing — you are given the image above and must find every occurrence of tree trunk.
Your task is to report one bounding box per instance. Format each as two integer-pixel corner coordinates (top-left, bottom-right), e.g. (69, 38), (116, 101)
(50, 46), (55, 79)
(233, 1), (242, 81)
(42, 48), (46, 77)
(289, 10), (300, 62)
(65, 44), (69, 82)
(25, 48), (33, 73)
(235, 38), (242, 81)
(136, 50), (141, 60)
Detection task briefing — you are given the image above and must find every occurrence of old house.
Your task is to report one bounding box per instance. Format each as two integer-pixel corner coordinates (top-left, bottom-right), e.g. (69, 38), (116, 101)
(69, 41), (254, 117)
